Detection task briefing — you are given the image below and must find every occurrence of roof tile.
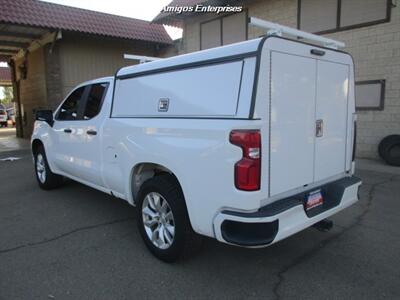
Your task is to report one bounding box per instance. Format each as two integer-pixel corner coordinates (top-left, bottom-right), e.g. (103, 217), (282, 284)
(0, 0), (172, 44)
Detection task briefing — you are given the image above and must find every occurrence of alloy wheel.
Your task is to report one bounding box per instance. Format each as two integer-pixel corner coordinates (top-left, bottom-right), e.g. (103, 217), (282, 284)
(36, 153), (46, 183)
(142, 192), (175, 249)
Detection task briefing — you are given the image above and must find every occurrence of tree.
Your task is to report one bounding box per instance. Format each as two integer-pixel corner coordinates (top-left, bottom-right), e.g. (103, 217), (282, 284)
(0, 86), (13, 106)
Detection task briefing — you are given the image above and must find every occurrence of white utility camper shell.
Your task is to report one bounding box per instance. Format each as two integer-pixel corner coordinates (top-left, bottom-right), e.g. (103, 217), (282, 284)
(114, 35), (356, 199)
(114, 39), (260, 118)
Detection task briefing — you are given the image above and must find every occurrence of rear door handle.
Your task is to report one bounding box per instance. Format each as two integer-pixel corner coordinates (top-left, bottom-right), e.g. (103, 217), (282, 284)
(64, 128), (72, 133)
(86, 130), (97, 135)
(310, 49), (325, 56)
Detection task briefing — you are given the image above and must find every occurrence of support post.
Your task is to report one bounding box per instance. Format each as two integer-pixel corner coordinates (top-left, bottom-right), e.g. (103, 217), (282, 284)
(8, 60), (23, 138)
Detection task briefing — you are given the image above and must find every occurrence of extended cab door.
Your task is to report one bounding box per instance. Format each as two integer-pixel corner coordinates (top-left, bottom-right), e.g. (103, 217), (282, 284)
(52, 82), (109, 186)
(52, 85), (87, 177)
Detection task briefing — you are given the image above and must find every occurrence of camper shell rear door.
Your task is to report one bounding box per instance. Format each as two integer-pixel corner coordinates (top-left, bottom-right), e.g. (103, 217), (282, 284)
(255, 37), (355, 198)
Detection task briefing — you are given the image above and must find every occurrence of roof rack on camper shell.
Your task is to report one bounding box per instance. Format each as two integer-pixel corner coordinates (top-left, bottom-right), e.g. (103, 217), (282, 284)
(120, 18), (346, 69)
(249, 17), (345, 50)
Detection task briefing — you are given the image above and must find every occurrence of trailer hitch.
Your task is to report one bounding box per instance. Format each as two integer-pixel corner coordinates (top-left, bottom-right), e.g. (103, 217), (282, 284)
(313, 219), (333, 232)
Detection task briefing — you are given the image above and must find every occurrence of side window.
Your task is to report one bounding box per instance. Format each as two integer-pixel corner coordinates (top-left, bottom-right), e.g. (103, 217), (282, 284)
(355, 80), (385, 111)
(83, 83), (109, 120)
(57, 86), (85, 121)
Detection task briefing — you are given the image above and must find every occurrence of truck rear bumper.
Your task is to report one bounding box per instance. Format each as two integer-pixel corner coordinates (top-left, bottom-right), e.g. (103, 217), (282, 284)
(213, 176), (362, 247)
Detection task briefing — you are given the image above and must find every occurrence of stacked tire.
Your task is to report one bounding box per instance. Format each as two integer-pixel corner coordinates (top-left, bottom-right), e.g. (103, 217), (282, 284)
(378, 135), (400, 166)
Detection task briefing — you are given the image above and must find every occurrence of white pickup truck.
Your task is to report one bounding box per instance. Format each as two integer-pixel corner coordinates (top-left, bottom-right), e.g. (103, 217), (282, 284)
(32, 34), (361, 262)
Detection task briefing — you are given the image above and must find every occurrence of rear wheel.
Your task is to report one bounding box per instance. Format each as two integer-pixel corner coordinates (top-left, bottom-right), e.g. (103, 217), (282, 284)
(142, 192), (176, 250)
(136, 174), (201, 262)
(34, 146), (64, 189)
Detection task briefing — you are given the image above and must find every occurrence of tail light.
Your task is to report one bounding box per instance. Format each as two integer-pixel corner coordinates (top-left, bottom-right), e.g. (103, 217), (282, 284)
(229, 130), (261, 191)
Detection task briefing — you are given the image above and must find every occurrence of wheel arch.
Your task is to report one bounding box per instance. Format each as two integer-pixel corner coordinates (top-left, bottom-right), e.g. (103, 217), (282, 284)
(129, 162), (184, 205)
(31, 138), (58, 174)
(31, 138), (44, 155)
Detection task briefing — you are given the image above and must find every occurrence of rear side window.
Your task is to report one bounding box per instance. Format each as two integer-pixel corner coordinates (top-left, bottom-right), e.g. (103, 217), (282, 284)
(57, 86), (85, 121)
(83, 83), (109, 120)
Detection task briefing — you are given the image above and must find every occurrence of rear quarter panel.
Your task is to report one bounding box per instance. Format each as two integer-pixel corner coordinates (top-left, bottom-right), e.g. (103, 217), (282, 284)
(102, 118), (266, 237)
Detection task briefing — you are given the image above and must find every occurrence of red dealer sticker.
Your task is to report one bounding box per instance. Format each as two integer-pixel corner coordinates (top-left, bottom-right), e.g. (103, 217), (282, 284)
(305, 190), (324, 211)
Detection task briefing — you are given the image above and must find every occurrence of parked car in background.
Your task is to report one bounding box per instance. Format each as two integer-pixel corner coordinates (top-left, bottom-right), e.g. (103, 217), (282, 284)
(6, 107), (15, 126)
(0, 108), (8, 127)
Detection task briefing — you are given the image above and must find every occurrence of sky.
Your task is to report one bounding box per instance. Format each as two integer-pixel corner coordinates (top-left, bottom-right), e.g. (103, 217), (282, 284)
(41, 0), (182, 39)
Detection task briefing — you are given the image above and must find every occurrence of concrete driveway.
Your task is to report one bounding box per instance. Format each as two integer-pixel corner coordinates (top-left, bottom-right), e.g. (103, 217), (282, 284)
(0, 127), (29, 153)
(0, 130), (399, 299)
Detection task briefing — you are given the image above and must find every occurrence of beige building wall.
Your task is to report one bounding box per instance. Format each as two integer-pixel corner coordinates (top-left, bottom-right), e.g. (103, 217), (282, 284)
(158, 40), (181, 57)
(15, 47), (48, 137)
(181, 1), (400, 159)
(14, 33), (162, 137)
(59, 34), (156, 98)
(327, 6), (400, 158)
(182, 0), (297, 53)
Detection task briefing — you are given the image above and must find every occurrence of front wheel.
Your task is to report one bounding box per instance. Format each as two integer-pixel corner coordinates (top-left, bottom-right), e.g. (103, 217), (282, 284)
(34, 146), (64, 190)
(136, 174), (201, 262)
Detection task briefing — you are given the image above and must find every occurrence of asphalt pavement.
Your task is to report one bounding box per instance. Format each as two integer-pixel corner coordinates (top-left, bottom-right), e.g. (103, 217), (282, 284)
(0, 129), (399, 299)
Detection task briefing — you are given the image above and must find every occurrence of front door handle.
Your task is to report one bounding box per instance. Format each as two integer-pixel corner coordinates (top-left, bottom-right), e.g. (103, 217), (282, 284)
(64, 128), (72, 133)
(86, 130), (97, 135)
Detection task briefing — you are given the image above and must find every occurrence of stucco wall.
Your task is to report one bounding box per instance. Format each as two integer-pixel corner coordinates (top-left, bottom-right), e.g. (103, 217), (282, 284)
(181, 1), (400, 159)
(58, 33), (156, 98)
(14, 33), (160, 137)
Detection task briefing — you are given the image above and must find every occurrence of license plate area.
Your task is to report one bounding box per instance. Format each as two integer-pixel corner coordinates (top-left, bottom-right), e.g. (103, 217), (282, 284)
(304, 189), (324, 212)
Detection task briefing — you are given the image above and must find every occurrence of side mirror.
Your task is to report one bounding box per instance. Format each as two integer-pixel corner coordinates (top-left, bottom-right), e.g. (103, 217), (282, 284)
(35, 110), (54, 127)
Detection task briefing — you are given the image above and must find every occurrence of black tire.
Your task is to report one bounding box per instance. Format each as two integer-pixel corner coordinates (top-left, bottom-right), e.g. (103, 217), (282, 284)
(33, 145), (64, 190)
(378, 135), (400, 166)
(136, 174), (201, 262)
(378, 135), (397, 158)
